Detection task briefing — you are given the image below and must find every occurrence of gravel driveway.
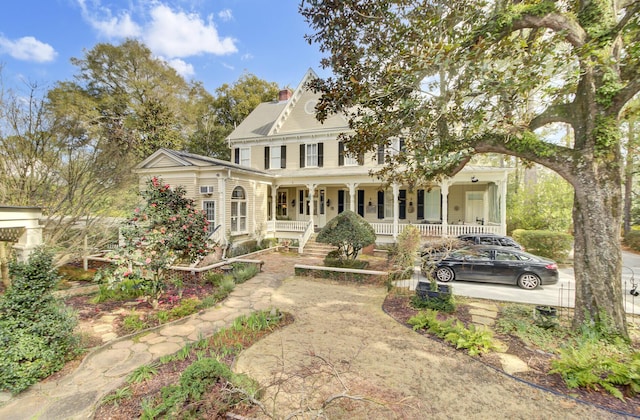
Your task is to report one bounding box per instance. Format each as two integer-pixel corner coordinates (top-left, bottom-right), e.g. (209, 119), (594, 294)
(234, 277), (620, 419)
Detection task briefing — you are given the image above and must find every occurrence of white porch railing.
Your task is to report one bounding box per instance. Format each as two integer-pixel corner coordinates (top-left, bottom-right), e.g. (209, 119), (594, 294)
(298, 221), (314, 254)
(266, 220), (502, 243)
(266, 220), (309, 232)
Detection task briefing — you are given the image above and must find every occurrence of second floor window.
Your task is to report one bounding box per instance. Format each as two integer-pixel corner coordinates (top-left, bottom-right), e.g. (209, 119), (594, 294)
(235, 147), (250, 166)
(299, 142), (323, 168)
(264, 145), (286, 169)
(339, 141), (362, 166)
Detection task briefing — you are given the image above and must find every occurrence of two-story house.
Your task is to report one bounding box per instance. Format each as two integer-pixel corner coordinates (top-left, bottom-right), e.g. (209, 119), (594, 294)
(135, 69), (512, 251)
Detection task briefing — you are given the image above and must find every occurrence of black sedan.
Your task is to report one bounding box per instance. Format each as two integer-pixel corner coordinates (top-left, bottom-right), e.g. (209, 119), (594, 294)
(421, 245), (559, 289)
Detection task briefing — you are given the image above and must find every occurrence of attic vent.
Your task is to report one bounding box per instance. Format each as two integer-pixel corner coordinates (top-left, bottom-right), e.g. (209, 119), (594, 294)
(200, 186), (214, 194)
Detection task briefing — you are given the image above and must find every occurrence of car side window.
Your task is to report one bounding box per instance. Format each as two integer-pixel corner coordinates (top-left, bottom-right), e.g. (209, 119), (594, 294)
(479, 237), (494, 245)
(495, 251), (518, 261)
(466, 250), (492, 261)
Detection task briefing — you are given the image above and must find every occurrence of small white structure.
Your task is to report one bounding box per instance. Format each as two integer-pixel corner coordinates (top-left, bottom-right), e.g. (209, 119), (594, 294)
(0, 206), (43, 261)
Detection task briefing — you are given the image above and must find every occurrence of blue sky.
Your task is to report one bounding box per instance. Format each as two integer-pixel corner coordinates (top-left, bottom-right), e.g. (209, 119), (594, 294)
(0, 0), (329, 94)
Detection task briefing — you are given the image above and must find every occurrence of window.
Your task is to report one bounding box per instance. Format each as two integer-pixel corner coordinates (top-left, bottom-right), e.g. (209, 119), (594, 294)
(306, 143), (318, 167)
(277, 191), (288, 217)
(265, 146), (286, 169)
(299, 143), (323, 168)
(230, 186), (247, 233)
(235, 147), (250, 166)
(339, 141), (360, 166)
(203, 201), (215, 223)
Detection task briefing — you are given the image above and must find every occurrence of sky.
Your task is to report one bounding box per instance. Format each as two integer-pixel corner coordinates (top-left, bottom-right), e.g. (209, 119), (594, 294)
(0, 0), (330, 95)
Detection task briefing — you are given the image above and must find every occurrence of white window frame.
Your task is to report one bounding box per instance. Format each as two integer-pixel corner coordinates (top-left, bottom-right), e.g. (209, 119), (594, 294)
(203, 200), (215, 224)
(239, 147), (250, 167)
(306, 143), (318, 167)
(231, 186), (247, 234)
(270, 146), (282, 169)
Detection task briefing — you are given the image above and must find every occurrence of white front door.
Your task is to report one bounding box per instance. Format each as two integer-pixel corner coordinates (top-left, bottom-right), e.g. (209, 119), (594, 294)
(317, 189), (326, 227)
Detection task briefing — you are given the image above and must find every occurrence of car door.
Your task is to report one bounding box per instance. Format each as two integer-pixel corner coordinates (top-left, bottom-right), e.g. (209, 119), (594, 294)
(491, 249), (524, 284)
(459, 248), (494, 281)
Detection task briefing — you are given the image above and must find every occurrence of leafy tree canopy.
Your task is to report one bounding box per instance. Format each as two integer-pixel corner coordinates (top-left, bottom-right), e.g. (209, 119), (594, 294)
(301, 0), (640, 335)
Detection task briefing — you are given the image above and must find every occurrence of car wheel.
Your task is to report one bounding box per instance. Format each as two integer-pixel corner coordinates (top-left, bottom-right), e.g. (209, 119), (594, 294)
(435, 267), (455, 282)
(517, 273), (540, 289)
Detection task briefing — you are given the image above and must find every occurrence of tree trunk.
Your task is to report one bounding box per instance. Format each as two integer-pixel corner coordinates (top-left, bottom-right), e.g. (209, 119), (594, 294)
(623, 118), (636, 237)
(572, 174), (627, 337)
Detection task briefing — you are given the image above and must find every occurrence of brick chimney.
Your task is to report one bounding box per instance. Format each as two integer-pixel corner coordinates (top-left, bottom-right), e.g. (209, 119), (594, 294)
(278, 89), (292, 101)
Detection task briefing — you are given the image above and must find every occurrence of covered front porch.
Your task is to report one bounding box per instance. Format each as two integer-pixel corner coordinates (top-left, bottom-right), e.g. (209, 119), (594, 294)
(263, 167), (509, 248)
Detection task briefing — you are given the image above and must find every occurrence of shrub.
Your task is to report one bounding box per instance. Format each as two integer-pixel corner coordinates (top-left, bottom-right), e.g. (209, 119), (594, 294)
(316, 210), (376, 260)
(232, 263), (259, 284)
(624, 230), (640, 252)
(511, 229), (573, 261)
(392, 225), (421, 272)
(0, 248), (78, 393)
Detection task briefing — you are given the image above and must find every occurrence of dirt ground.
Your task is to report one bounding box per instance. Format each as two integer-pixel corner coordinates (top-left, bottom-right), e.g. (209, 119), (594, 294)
(233, 277), (627, 419)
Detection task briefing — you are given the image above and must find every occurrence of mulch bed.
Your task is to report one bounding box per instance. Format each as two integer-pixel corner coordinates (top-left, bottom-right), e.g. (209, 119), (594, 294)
(382, 293), (640, 418)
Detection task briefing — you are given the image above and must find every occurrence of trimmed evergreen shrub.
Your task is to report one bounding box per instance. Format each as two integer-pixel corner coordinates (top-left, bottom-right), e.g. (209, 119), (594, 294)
(0, 248), (78, 393)
(511, 229), (573, 261)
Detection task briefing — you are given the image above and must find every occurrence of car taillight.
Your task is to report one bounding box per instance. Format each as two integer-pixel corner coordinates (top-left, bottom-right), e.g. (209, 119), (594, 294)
(545, 263), (557, 270)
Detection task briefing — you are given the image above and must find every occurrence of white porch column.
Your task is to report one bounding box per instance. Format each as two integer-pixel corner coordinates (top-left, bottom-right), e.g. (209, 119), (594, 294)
(440, 180), (450, 237)
(347, 183), (358, 212)
(271, 185), (278, 223)
(392, 182), (400, 239)
(217, 176), (227, 244)
(499, 179), (507, 235)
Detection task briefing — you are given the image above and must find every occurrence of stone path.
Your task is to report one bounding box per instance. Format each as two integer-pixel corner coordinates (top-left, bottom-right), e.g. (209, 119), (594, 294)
(0, 252), (306, 420)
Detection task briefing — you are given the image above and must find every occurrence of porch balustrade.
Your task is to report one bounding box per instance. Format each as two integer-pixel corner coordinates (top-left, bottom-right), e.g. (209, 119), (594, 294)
(268, 220), (501, 240)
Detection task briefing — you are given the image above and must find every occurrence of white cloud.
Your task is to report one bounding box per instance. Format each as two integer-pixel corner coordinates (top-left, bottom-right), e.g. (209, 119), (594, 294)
(165, 57), (195, 78)
(241, 53), (253, 61)
(144, 4), (237, 58)
(76, 0), (141, 38)
(0, 36), (57, 62)
(218, 9), (233, 22)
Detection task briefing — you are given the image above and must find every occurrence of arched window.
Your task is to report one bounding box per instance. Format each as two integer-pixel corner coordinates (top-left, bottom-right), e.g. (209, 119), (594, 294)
(231, 186), (247, 233)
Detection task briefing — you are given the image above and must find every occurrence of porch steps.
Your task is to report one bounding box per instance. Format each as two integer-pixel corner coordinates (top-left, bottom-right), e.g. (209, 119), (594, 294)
(301, 236), (337, 258)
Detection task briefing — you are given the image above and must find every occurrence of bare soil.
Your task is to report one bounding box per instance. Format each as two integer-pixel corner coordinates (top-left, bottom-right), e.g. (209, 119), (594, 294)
(57, 253), (640, 419)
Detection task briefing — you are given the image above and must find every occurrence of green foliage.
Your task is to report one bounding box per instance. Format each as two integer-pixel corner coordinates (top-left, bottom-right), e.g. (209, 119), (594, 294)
(316, 210), (376, 260)
(0, 248), (78, 393)
(122, 313), (147, 334)
(168, 297), (202, 319)
(408, 309), (494, 355)
(511, 229), (573, 261)
(323, 256), (369, 269)
(624, 231), (640, 251)
(107, 176), (213, 303)
(507, 171), (573, 233)
(127, 364), (159, 384)
(410, 293), (456, 313)
(495, 304), (570, 353)
(232, 263), (260, 284)
(551, 337), (640, 400)
(100, 386), (133, 406)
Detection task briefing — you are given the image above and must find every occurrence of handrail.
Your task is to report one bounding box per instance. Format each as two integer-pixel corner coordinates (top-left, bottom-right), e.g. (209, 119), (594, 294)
(298, 221), (314, 254)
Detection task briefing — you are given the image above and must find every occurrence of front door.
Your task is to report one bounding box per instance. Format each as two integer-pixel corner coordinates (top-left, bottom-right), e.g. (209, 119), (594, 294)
(465, 191), (485, 224)
(317, 189), (326, 227)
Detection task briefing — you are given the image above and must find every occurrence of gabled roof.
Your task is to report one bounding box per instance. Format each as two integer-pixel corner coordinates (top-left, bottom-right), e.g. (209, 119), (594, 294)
(134, 148), (269, 176)
(227, 68), (349, 143)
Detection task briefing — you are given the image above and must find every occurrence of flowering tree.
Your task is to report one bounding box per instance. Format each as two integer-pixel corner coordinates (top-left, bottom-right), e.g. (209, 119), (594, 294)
(109, 176), (212, 305)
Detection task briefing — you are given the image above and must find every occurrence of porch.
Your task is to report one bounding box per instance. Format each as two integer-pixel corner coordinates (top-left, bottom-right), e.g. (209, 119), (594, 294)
(265, 219), (502, 247)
